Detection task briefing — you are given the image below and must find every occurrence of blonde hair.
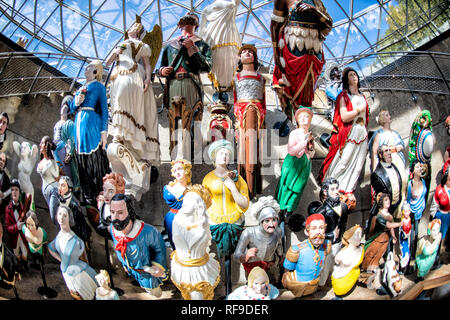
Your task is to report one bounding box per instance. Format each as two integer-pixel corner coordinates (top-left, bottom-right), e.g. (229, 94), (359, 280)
(247, 267), (269, 288)
(183, 184), (212, 209)
(341, 225), (362, 248)
(99, 269), (111, 285)
(169, 159), (192, 186)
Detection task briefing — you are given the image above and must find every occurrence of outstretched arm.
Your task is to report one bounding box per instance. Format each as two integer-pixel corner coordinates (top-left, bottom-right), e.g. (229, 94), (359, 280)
(270, 0), (287, 73)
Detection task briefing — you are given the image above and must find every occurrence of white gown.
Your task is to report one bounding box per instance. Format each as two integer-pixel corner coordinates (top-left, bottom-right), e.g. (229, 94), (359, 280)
(108, 38), (160, 165)
(325, 94), (368, 193)
(199, 0), (241, 90)
(170, 215), (220, 300)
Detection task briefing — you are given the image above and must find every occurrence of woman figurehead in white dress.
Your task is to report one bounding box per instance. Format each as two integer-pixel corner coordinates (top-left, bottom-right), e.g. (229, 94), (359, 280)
(170, 184), (221, 300)
(199, 0), (242, 91)
(105, 16), (160, 164)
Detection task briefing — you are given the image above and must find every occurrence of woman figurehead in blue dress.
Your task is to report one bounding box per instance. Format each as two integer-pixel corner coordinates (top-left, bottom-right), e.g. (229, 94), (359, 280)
(163, 159), (192, 249)
(69, 60), (110, 206)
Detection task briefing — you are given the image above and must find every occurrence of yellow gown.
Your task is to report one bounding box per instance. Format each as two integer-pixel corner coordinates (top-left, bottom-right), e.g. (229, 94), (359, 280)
(331, 248), (364, 297)
(202, 171), (249, 224)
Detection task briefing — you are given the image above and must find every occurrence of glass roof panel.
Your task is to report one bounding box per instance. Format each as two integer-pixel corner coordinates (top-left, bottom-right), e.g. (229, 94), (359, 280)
(0, 0), (448, 77)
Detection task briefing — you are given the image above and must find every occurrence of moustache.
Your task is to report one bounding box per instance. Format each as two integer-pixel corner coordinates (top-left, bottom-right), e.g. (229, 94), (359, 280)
(112, 215), (130, 231)
(311, 233), (325, 240)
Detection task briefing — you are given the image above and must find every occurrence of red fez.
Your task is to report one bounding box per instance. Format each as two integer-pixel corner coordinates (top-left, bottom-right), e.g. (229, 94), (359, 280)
(306, 213), (325, 227)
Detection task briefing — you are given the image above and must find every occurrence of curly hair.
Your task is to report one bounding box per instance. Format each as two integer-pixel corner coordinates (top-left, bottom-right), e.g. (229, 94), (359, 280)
(183, 184), (212, 209)
(102, 172), (126, 194)
(342, 67), (360, 93)
(40, 136), (56, 160)
(169, 159), (192, 186)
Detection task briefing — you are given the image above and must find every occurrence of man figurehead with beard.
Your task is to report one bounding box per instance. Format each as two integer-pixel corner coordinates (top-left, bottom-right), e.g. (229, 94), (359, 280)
(109, 194), (167, 298)
(312, 177), (350, 287)
(315, 177), (349, 244)
(233, 196), (283, 277)
(282, 213), (331, 298)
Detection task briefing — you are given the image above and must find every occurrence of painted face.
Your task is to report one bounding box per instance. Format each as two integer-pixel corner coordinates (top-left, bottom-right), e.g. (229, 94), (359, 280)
(172, 162), (187, 182)
(413, 162), (424, 177)
(57, 207), (70, 227)
(240, 49), (255, 64)
(262, 216), (278, 234)
(251, 276), (268, 296)
(58, 180), (70, 196)
(84, 64), (96, 81)
(180, 23), (196, 36)
(296, 111), (311, 130)
(215, 148), (231, 167)
(347, 71), (359, 87)
(0, 115), (8, 135)
(307, 219), (326, 247)
(39, 137), (47, 155)
(430, 222), (440, 239)
(327, 183), (340, 201)
(383, 196), (391, 209)
(95, 274), (106, 287)
(0, 153), (6, 170)
(110, 200), (131, 231)
(349, 227), (362, 246)
(11, 186), (20, 203)
(103, 180), (116, 204)
(26, 216), (37, 233)
(128, 22), (141, 38)
(381, 111), (391, 125)
(403, 208), (411, 219)
(381, 146), (392, 163)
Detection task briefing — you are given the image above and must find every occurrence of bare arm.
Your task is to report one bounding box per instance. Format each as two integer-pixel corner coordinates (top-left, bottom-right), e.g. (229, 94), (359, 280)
(223, 177), (249, 210)
(142, 55), (152, 93)
(339, 97), (361, 123)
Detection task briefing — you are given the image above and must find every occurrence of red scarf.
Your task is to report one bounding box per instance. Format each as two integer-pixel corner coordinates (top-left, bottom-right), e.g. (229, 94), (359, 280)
(113, 222), (144, 259)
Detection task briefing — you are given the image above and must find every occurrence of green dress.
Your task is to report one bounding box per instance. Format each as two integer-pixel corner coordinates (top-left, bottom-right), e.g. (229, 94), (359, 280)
(416, 240), (439, 278)
(22, 225), (47, 256)
(275, 153), (311, 213)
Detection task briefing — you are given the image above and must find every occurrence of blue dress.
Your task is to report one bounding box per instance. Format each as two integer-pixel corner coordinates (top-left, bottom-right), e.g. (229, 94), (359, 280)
(69, 80), (110, 204)
(69, 80), (108, 155)
(48, 231), (98, 300)
(407, 179), (427, 221)
(162, 185), (184, 249)
(110, 220), (168, 290)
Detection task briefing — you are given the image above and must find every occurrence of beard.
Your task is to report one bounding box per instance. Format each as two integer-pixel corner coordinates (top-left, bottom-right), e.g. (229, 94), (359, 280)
(112, 215), (131, 231)
(326, 194), (341, 207)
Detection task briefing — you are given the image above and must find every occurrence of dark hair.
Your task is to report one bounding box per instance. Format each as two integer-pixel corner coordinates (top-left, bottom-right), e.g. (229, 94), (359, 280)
(111, 193), (137, 222)
(59, 176), (73, 191)
(177, 13), (199, 31)
(40, 136), (56, 160)
(0, 112), (9, 144)
(376, 145), (390, 161)
(320, 177), (339, 202)
(342, 67), (360, 93)
(0, 112), (9, 125)
(10, 178), (21, 192)
(441, 165), (449, 187)
(376, 192), (391, 208)
(237, 48), (259, 72)
(25, 211), (40, 229)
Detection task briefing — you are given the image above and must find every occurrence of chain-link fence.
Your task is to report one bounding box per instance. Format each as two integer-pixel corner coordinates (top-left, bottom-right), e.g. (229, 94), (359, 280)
(0, 50), (448, 99)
